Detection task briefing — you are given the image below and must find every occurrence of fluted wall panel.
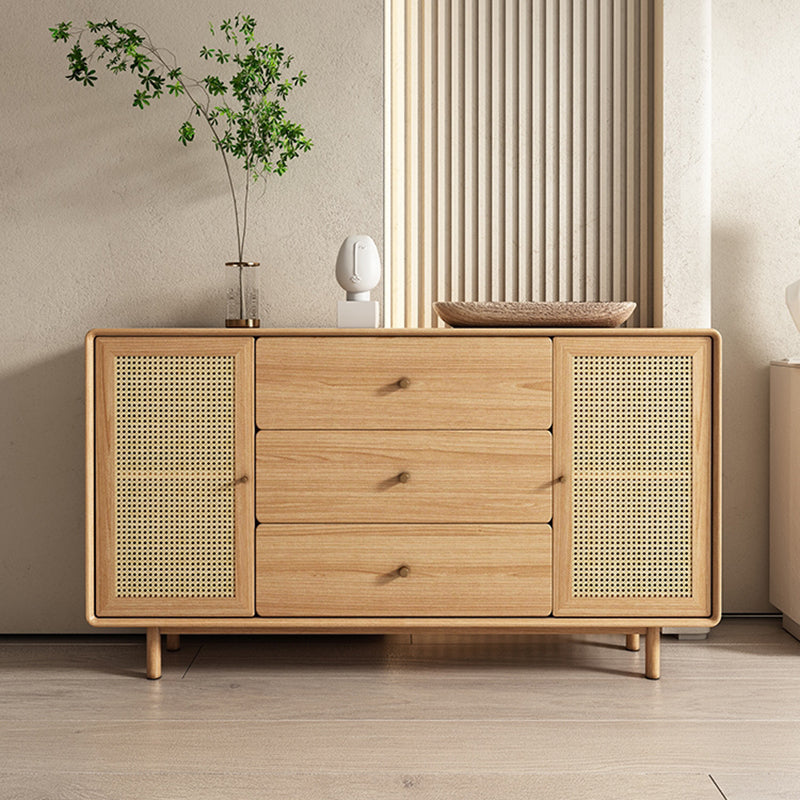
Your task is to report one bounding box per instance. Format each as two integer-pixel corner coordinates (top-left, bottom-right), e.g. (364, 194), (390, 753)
(385, 0), (661, 328)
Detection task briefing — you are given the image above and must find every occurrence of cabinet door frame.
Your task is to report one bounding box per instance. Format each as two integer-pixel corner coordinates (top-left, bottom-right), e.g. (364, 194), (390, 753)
(92, 336), (254, 618)
(553, 336), (713, 617)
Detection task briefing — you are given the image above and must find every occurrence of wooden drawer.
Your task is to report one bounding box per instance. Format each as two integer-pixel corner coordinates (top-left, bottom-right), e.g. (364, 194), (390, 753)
(255, 336), (552, 430)
(256, 524), (552, 616)
(256, 429), (553, 523)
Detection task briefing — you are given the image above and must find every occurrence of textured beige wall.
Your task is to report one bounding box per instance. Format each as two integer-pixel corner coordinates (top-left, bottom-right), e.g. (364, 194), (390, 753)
(662, 0), (711, 330)
(711, 0), (800, 612)
(0, 0), (383, 631)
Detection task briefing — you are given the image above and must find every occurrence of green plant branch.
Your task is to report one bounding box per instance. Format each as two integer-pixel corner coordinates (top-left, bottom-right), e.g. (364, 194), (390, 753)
(49, 15), (312, 262)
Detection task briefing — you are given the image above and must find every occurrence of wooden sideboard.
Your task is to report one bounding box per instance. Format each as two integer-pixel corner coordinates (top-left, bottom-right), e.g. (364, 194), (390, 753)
(86, 328), (721, 679)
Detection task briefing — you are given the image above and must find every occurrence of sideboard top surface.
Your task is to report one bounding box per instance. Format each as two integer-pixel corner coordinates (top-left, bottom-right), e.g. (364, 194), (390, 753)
(86, 327), (721, 341)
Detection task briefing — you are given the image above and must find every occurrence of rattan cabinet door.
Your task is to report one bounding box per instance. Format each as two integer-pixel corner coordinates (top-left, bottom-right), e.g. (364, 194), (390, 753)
(94, 337), (254, 617)
(553, 337), (712, 617)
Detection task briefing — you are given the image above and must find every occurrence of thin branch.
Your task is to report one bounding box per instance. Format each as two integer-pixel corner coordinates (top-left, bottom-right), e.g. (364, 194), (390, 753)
(138, 32), (244, 257)
(240, 163), (251, 261)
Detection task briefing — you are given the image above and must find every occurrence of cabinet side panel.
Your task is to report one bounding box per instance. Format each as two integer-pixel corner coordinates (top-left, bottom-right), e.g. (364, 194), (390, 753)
(94, 339), (118, 618)
(85, 333), (97, 623)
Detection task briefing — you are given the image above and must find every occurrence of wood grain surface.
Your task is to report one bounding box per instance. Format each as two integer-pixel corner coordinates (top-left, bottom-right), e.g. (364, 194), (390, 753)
(256, 335), (552, 430)
(256, 429), (553, 523)
(255, 524), (552, 617)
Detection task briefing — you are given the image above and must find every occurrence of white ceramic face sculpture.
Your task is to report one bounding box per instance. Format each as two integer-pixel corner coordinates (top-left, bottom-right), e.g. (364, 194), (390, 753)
(336, 235), (381, 301)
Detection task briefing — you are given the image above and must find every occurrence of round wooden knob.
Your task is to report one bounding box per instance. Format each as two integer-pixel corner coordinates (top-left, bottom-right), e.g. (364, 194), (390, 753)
(398, 471), (411, 483)
(398, 565), (410, 578)
(397, 377), (411, 389)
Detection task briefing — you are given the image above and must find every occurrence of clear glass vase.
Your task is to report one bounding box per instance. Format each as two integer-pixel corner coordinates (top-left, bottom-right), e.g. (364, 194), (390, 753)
(225, 261), (260, 328)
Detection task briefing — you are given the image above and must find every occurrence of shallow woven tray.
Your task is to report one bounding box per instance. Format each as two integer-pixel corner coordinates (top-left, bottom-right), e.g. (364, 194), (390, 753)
(433, 301), (636, 328)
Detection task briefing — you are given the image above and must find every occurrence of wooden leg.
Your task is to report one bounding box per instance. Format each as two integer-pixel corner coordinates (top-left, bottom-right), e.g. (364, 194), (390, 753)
(645, 627), (661, 680)
(626, 633), (640, 652)
(146, 627), (162, 680)
(165, 633), (181, 652)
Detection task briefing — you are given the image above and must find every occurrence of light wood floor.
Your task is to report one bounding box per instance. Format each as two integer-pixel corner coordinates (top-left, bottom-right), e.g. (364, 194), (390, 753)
(1, 617), (798, 799)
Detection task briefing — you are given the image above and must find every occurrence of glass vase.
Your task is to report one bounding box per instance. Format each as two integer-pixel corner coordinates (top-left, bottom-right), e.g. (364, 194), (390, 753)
(225, 261), (260, 328)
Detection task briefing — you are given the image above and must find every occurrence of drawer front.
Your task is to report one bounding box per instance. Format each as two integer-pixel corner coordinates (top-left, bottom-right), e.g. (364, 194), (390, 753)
(256, 430), (553, 523)
(256, 336), (552, 430)
(256, 524), (552, 617)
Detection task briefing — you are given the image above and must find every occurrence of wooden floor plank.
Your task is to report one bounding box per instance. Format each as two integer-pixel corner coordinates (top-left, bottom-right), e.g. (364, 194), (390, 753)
(3, 673), (800, 723)
(712, 772), (800, 800)
(0, 771), (722, 800)
(1, 720), (798, 773)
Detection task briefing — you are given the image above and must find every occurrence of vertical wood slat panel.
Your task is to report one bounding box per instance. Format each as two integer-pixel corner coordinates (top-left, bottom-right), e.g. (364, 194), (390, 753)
(585, 0), (600, 304)
(572, 0), (586, 303)
(403, 0), (418, 328)
(544, 0), (559, 302)
(436, 0), (450, 325)
(534, 0), (546, 302)
(518, 0), (532, 302)
(599, 0), (612, 302)
(450, 0), (464, 306)
(559, 0), (572, 302)
(386, 0), (659, 329)
(626, 0), (640, 326)
(464, 0), (478, 305)
(504, 0), (517, 301)
(491, 0), (505, 302)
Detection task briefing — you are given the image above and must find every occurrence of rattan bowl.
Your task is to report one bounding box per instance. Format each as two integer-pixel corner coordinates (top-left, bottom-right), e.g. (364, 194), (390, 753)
(433, 300), (636, 328)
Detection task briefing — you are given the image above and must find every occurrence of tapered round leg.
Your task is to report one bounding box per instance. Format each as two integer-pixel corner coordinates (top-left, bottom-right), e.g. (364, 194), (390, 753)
(146, 627), (162, 680)
(626, 633), (640, 652)
(165, 633), (181, 652)
(645, 627), (661, 680)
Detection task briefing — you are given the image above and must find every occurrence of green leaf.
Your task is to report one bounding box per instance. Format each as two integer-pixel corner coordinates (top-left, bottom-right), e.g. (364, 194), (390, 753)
(131, 51), (151, 72)
(49, 21), (72, 42)
(167, 82), (184, 96)
(132, 90), (151, 109)
(178, 120), (195, 145)
(203, 75), (227, 96)
(140, 69), (164, 93)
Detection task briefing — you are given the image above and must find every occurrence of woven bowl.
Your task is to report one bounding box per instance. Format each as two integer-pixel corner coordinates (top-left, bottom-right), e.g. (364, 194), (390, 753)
(433, 300), (636, 328)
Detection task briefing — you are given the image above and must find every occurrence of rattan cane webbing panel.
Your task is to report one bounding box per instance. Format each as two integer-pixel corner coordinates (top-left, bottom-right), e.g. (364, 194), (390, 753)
(114, 355), (237, 598)
(572, 355), (693, 598)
